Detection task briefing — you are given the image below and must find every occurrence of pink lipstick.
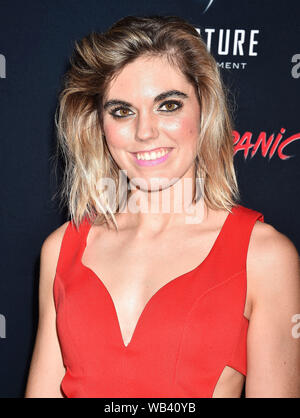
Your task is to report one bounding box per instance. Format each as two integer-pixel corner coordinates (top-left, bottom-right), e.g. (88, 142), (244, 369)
(131, 148), (173, 167)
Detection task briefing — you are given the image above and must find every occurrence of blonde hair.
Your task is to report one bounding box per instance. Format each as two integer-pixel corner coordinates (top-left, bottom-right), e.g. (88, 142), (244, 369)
(54, 15), (241, 230)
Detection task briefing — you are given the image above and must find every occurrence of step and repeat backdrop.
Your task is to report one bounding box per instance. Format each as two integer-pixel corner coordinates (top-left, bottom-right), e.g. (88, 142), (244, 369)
(0, 0), (299, 397)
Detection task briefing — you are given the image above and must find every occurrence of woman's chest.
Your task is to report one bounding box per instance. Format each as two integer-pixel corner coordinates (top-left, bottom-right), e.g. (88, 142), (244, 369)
(79, 220), (249, 348)
(81, 225), (219, 307)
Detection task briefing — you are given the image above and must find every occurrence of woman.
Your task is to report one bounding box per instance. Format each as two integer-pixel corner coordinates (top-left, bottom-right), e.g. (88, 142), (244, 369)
(25, 15), (300, 398)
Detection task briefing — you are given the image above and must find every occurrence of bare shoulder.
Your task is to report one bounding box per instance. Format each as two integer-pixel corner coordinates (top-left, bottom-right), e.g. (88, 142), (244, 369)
(248, 217), (299, 264)
(247, 219), (300, 309)
(40, 221), (71, 284)
(41, 221), (70, 259)
(248, 219), (300, 277)
(245, 219), (300, 397)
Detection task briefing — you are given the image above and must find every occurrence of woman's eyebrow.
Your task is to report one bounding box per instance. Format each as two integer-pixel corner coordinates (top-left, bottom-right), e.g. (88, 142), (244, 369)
(103, 90), (189, 110)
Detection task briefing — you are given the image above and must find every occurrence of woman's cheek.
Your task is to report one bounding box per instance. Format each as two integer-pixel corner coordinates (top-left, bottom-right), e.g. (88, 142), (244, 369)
(160, 118), (181, 134)
(163, 116), (199, 143)
(104, 123), (131, 148)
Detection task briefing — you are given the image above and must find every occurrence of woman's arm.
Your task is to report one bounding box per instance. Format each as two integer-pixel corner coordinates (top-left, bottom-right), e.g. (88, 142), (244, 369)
(246, 221), (300, 397)
(24, 222), (69, 398)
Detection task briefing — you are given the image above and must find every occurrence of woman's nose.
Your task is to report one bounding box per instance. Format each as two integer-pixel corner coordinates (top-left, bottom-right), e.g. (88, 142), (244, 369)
(135, 111), (159, 142)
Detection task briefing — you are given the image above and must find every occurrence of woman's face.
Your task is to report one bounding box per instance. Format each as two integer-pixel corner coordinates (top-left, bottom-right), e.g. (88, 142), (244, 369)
(102, 55), (201, 191)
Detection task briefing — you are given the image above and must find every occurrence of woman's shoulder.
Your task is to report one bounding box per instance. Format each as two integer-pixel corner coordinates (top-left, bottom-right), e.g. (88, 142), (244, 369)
(245, 216), (300, 396)
(248, 218), (299, 270)
(41, 221), (71, 256)
(247, 216), (300, 308)
(39, 221), (72, 280)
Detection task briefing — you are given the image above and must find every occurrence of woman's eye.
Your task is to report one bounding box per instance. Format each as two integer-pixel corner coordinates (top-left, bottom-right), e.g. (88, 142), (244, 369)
(110, 107), (133, 118)
(159, 100), (183, 112)
(109, 100), (182, 118)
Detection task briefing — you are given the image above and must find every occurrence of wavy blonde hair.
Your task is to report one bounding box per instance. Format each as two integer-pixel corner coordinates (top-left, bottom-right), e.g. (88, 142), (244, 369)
(54, 15), (240, 230)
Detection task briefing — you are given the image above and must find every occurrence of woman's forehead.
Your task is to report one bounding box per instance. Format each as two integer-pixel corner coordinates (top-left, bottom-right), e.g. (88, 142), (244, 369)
(105, 56), (193, 100)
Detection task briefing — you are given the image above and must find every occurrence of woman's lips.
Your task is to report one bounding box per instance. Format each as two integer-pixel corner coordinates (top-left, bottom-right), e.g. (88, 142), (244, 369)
(130, 147), (173, 167)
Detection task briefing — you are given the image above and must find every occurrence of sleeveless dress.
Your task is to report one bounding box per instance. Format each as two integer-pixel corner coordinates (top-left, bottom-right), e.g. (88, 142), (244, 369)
(53, 204), (264, 398)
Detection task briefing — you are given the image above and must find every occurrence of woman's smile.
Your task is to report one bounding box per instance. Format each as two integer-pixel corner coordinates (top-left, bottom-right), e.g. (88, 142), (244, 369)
(130, 147), (174, 167)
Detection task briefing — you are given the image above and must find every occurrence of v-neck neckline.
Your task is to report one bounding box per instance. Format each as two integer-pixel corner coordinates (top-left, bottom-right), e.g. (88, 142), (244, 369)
(78, 206), (237, 349)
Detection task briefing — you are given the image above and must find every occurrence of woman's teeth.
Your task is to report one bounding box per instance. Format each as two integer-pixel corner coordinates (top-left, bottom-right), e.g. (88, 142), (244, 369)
(136, 148), (171, 161)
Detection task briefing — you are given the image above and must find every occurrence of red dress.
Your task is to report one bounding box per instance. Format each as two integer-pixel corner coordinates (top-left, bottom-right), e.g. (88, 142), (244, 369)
(53, 204), (264, 397)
